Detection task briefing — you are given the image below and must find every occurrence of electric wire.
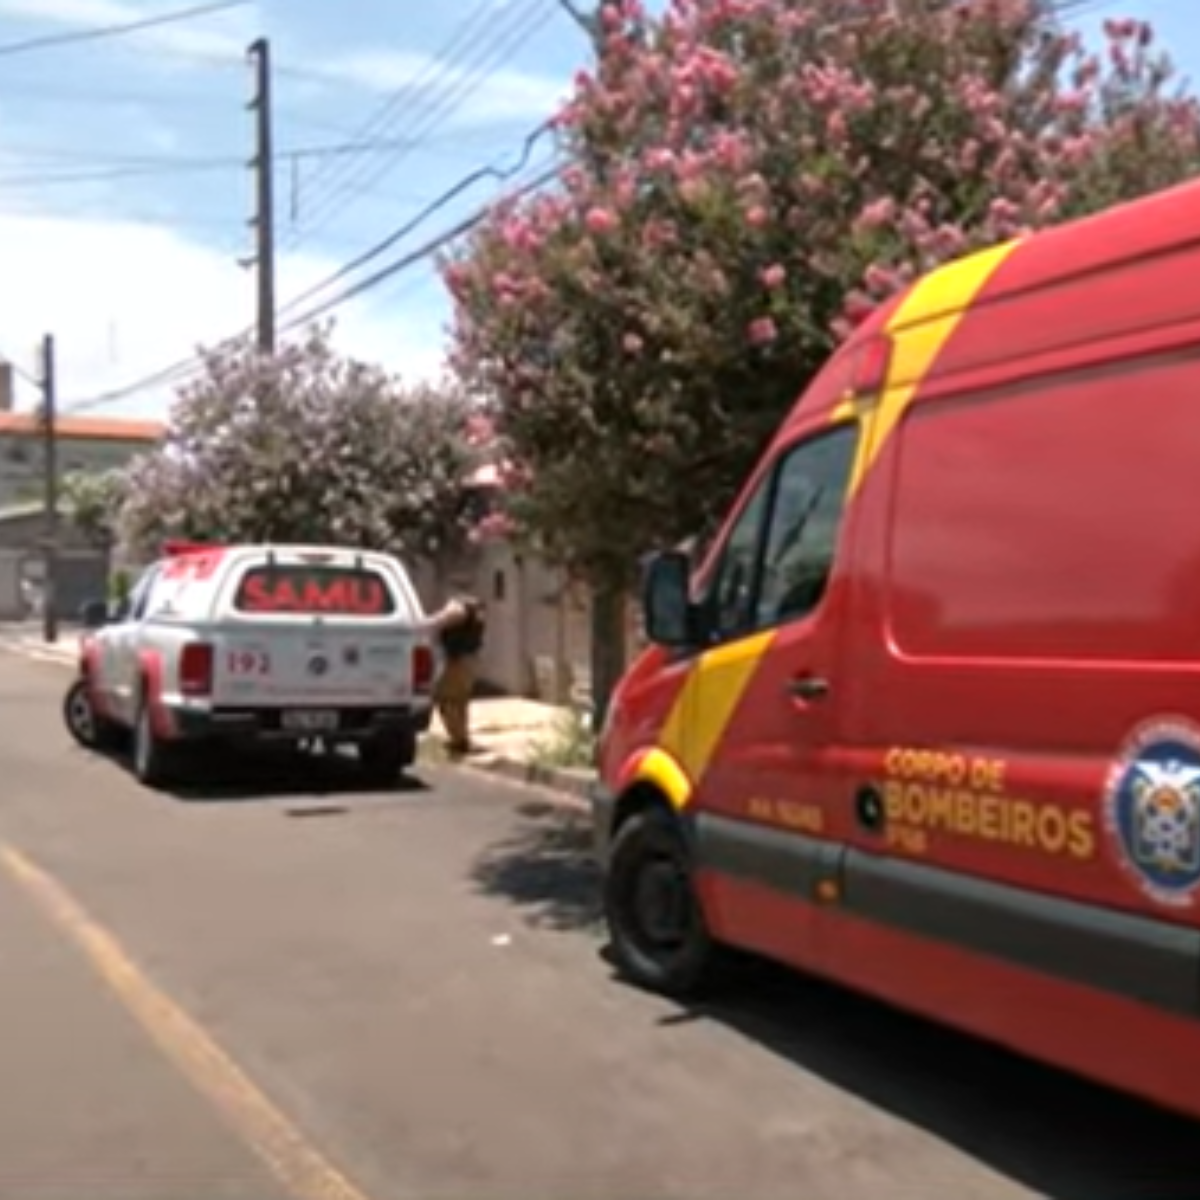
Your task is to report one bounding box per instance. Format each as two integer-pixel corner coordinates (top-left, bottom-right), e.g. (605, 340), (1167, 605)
(0, 0), (249, 59)
(59, 150), (565, 414)
(283, 0), (556, 253)
(279, 1), (498, 234)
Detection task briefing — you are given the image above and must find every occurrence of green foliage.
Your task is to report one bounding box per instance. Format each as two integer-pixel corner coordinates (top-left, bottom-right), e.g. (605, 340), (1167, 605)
(61, 468), (125, 548)
(529, 707), (596, 770)
(108, 568), (132, 604)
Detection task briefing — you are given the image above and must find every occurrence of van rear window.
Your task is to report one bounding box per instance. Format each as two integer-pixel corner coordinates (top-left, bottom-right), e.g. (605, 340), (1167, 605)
(233, 565), (396, 616)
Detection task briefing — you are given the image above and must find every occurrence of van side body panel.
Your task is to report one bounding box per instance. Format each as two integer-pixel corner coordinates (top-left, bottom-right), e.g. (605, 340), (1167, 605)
(824, 185), (1200, 1114)
(598, 178), (1200, 1119)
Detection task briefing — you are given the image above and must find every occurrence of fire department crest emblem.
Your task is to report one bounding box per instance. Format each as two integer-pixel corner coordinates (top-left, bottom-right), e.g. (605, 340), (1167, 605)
(1104, 718), (1200, 907)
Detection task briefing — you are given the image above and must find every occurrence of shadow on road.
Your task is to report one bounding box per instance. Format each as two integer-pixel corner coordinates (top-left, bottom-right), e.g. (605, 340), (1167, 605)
(477, 812), (1200, 1197)
(644, 955), (1200, 1199)
(98, 745), (433, 804)
(470, 800), (601, 932)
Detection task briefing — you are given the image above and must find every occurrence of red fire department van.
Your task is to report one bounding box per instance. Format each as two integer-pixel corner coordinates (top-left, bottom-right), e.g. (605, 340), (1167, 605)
(592, 176), (1200, 1119)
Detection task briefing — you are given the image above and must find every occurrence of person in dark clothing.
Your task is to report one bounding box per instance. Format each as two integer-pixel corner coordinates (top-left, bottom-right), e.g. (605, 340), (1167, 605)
(431, 593), (485, 755)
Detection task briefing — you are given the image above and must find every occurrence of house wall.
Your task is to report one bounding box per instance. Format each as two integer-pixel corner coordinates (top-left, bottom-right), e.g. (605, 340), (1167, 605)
(0, 430), (156, 508)
(411, 541), (640, 703)
(0, 509), (108, 621)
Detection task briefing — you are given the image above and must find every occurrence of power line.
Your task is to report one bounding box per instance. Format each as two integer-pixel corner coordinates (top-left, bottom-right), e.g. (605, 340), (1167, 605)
(0, 131), (538, 188)
(0, 351), (40, 387)
(0, 78), (362, 140)
(277, 160), (562, 335)
(60, 145), (564, 414)
(278, 0), (502, 250)
(277, 121), (554, 319)
(292, 0), (558, 248)
(0, 160), (242, 187)
(0, 0), (249, 59)
(285, 0), (558, 252)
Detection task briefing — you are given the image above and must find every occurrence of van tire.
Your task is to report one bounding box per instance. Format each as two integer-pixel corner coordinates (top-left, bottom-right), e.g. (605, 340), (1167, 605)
(604, 808), (716, 998)
(132, 692), (177, 789)
(358, 731), (415, 786)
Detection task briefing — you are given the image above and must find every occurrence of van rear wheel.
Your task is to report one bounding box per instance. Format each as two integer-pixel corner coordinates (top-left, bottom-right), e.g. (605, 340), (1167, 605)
(604, 808), (716, 998)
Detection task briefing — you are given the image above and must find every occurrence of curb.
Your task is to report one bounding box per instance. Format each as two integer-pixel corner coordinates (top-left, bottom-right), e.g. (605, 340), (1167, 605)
(470, 754), (594, 802)
(419, 737), (595, 810)
(454, 759), (593, 813)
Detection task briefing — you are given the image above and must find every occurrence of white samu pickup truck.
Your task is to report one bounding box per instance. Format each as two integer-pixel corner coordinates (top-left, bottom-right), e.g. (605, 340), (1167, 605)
(62, 541), (437, 789)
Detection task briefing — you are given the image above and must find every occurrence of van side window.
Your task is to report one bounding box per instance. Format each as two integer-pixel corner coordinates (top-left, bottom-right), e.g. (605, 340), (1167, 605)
(754, 426), (857, 628)
(706, 423), (858, 641)
(710, 483), (771, 639)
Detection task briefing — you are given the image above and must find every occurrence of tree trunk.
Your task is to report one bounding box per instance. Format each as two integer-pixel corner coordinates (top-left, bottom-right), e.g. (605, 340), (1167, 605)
(589, 583), (626, 732)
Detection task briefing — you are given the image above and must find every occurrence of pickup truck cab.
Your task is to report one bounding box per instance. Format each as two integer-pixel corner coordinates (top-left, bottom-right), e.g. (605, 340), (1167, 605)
(64, 541), (435, 788)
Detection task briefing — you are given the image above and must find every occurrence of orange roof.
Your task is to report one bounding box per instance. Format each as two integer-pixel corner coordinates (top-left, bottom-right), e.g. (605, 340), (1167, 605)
(0, 411), (164, 442)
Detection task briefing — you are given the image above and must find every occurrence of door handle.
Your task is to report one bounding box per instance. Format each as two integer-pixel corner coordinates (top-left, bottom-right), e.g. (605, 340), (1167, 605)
(786, 675), (830, 701)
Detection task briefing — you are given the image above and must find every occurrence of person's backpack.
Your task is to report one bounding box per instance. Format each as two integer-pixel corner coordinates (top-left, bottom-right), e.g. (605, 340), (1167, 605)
(440, 604), (484, 658)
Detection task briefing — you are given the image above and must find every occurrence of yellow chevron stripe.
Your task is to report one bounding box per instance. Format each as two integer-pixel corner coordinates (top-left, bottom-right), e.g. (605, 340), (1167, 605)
(656, 631), (777, 803)
(645, 241), (1020, 810)
(845, 239), (1021, 497)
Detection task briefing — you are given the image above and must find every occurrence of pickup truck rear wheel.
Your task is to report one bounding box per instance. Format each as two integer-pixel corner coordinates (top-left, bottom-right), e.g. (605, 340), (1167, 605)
(132, 694), (177, 788)
(604, 808), (717, 998)
(358, 730), (416, 786)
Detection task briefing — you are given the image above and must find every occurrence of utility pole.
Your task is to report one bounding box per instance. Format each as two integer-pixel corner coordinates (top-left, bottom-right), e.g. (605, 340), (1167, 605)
(247, 36), (275, 355)
(39, 333), (58, 644)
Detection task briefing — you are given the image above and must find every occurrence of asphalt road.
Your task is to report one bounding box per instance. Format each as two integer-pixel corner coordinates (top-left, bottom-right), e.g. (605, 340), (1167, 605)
(1, 645), (1199, 1200)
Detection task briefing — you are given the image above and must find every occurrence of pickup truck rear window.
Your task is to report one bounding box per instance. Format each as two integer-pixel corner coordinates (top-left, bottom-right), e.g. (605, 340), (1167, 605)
(233, 564), (397, 616)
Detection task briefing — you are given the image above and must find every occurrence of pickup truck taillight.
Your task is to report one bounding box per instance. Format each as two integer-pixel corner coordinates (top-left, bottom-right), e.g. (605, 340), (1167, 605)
(412, 644), (435, 693)
(179, 642), (214, 697)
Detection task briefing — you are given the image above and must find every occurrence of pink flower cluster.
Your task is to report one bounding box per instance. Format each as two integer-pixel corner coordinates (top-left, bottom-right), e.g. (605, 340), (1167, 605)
(440, 0), (1200, 547)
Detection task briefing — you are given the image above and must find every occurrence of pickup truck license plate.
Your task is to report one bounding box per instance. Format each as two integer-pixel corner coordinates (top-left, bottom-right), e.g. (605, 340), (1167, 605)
(281, 710), (339, 732)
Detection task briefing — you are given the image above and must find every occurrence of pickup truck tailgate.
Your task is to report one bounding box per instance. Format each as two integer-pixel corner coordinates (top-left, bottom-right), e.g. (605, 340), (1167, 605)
(211, 626), (418, 707)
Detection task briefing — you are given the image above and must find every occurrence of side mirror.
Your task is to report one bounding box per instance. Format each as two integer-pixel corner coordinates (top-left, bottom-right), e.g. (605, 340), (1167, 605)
(642, 551), (694, 647)
(79, 599), (110, 629)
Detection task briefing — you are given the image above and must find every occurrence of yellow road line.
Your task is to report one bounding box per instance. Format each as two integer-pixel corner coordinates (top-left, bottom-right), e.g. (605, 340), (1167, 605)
(0, 843), (371, 1200)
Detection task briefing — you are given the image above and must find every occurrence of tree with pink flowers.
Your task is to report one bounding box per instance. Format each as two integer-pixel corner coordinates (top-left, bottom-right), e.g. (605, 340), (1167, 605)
(114, 325), (477, 565)
(445, 0), (1200, 710)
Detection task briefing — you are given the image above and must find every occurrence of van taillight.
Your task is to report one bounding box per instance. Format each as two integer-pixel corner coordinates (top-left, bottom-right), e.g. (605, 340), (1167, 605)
(412, 645), (435, 693)
(180, 643), (214, 697)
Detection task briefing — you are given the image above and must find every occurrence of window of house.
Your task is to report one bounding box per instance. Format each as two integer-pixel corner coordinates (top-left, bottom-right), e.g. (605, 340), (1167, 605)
(704, 423), (858, 641)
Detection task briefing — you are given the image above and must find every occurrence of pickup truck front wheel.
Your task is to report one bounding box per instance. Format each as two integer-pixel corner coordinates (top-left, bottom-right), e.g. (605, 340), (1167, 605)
(132, 695), (178, 788)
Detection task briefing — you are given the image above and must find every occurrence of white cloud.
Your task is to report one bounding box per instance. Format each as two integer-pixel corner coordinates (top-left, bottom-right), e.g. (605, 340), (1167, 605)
(317, 49), (568, 127)
(0, 211), (452, 419)
(0, 0), (256, 63)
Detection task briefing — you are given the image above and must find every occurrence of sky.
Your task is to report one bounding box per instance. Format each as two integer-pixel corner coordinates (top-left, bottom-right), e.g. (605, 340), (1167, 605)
(0, 0), (1193, 423)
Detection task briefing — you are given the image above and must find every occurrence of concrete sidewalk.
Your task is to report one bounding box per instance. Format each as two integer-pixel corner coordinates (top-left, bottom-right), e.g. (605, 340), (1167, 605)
(436, 697), (570, 758)
(424, 695), (593, 791)
(0, 630), (80, 666)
